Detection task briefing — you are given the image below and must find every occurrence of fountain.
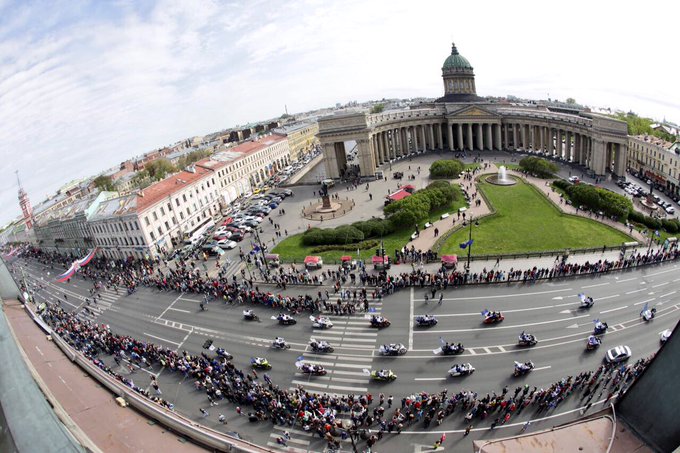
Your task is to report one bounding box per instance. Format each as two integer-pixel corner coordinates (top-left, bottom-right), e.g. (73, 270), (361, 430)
(487, 165), (517, 186)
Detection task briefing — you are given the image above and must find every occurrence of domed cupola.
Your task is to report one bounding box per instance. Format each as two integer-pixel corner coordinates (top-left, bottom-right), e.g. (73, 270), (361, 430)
(436, 42), (480, 102)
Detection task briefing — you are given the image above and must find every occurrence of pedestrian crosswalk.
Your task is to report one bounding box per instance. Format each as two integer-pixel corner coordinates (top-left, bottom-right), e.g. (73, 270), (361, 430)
(267, 302), (382, 452)
(77, 286), (123, 323)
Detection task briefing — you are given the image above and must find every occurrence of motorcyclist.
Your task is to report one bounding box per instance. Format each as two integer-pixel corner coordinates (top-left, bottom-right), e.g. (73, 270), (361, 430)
(594, 320), (608, 331)
(376, 369), (388, 379)
(520, 331), (533, 341)
(274, 337), (286, 348)
(244, 309), (255, 319)
(252, 357), (267, 366)
(587, 335), (600, 346)
(372, 315), (384, 324)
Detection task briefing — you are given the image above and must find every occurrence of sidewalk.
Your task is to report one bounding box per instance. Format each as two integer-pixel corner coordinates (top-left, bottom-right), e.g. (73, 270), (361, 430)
(3, 299), (208, 453)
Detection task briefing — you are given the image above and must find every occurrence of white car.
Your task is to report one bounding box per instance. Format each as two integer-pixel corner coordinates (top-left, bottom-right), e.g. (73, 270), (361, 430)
(605, 345), (632, 363)
(665, 206), (675, 215)
(660, 329), (672, 344)
(217, 239), (237, 250)
(568, 176), (579, 183)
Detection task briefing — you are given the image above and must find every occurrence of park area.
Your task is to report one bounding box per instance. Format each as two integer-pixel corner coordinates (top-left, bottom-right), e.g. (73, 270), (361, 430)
(440, 178), (633, 256)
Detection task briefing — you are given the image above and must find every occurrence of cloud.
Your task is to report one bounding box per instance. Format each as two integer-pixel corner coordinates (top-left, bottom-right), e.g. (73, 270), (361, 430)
(1, 0), (679, 228)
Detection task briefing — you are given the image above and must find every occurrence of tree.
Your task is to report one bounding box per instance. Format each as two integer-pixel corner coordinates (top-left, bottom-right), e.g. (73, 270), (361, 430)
(429, 159), (465, 178)
(565, 97), (576, 104)
(145, 159), (176, 181)
(370, 104), (385, 114)
(93, 175), (115, 191)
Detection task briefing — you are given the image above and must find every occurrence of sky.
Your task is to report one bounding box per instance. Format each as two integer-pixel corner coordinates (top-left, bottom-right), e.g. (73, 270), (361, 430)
(1, 0), (679, 226)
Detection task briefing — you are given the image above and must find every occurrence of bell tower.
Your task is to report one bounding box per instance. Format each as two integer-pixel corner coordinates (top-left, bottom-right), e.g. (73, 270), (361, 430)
(16, 171), (34, 230)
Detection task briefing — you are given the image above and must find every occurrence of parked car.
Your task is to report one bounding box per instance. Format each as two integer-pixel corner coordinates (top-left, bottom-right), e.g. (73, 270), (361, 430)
(217, 239), (237, 250)
(230, 231), (245, 242)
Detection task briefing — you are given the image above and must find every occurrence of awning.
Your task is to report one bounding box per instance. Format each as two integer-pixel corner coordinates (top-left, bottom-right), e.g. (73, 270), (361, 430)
(341, 256), (352, 261)
(304, 256), (321, 264)
(441, 255), (458, 264)
(388, 189), (412, 201)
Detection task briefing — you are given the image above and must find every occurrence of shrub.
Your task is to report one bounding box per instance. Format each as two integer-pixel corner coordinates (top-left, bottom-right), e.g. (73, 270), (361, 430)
(566, 184), (632, 221)
(333, 226), (364, 244)
(628, 210), (645, 224)
(430, 159), (464, 178)
(553, 180), (571, 191)
(519, 156), (558, 178)
(662, 219), (680, 234)
(310, 240), (380, 253)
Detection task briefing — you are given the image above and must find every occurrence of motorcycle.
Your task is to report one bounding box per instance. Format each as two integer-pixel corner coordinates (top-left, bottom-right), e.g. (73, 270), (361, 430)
(215, 348), (234, 360)
(309, 315), (333, 329)
(243, 310), (259, 321)
(415, 315), (438, 327)
(272, 338), (290, 350)
(517, 331), (538, 347)
(513, 361), (535, 377)
(298, 364), (327, 376)
(640, 303), (656, 322)
(448, 363), (475, 377)
(272, 313), (297, 325)
(379, 343), (407, 356)
(309, 339), (334, 353)
(369, 316), (391, 328)
(251, 357), (272, 370)
(482, 309), (504, 324)
(593, 320), (608, 335)
(434, 342), (465, 355)
(579, 293), (594, 309)
(366, 369), (397, 382)
(585, 335), (601, 351)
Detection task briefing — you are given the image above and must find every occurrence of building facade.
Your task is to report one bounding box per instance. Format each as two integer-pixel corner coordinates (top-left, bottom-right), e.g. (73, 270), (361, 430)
(627, 135), (680, 196)
(318, 43), (629, 180)
(273, 121), (319, 161)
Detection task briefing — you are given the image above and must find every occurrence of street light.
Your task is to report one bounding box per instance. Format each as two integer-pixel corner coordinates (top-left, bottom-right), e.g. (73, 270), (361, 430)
(252, 228), (270, 273)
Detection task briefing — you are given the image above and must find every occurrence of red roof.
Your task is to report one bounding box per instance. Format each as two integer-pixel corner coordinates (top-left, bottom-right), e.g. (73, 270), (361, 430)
(137, 165), (216, 212)
(403, 184), (415, 190)
(388, 189), (412, 201)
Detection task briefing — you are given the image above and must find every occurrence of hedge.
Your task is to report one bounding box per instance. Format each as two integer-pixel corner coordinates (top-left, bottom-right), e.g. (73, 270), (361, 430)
(310, 240), (380, 253)
(301, 219), (394, 246)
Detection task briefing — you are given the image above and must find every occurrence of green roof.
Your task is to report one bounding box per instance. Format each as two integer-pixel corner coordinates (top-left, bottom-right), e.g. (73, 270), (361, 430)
(443, 43), (472, 70)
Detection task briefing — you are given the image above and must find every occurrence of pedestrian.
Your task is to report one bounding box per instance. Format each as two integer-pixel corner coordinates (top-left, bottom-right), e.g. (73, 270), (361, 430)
(218, 414), (227, 424)
(200, 408), (209, 418)
(236, 406), (243, 416)
(464, 424), (472, 436)
(521, 421), (531, 432)
(438, 293), (443, 305)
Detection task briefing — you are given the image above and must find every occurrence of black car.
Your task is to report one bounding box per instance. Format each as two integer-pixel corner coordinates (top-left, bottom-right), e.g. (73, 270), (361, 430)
(230, 231), (244, 242)
(201, 242), (220, 255)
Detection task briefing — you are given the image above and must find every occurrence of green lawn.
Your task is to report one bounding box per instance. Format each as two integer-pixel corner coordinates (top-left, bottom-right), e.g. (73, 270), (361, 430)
(273, 186), (468, 263)
(440, 179), (633, 256)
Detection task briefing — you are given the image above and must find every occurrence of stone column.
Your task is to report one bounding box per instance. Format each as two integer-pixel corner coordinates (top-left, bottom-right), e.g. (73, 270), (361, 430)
(356, 138), (377, 177)
(475, 123), (482, 150)
(428, 124), (434, 150)
(485, 124), (492, 150)
(322, 143), (339, 178)
(503, 124), (509, 149)
(614, 143), (627, 176)
(402, 128), (409, 155)
(447, 123), (454, 151)
(512, 124), (518, 150)
(590, 139), (606, 175)
(437, 124), (443, 149)
(456, 124), (464, 151)
(494, 124), (502, 150)
(378, 133), (385, 163)
(467, 123), (474, 150)
(394, 129), (401, 156)
(556, 130), (562, 157)
(421, 125), (427, 152)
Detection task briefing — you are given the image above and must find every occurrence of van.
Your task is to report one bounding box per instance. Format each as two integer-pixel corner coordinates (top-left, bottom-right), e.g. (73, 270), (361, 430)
(321, 179), (335, 188)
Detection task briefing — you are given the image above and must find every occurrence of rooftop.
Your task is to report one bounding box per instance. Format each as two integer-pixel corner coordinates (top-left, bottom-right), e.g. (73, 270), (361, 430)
(90, 193), (138, 221)
(136, 164), (217, 212)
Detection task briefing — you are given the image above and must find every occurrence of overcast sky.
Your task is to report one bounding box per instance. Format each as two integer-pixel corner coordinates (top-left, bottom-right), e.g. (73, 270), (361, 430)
(1, 0), (679, 226)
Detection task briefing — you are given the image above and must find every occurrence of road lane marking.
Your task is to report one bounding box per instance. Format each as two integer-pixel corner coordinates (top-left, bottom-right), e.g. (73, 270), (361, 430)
(581, 283), (609, 289)
(600, 306), (627, 314)
(35, 346), (44, 356)
(143, 332), (181, 346)
(625, 289), (645, 294)
(660, 291), (677, 298)
(646, 268), (676, 277)
(533, 366), (552, 371)
(616, 277), (637, 283)
(414, 287), (572, 302)
(408, 287), (414, 351)
(634, 298), (656, 306)
(483, 347), (492, 354)
(155, 293), (184, 321)
(652, 282), (669, 288)
(497, 346), (506, 352)
(414, 377), (447, 381)
(168, 308), (191, 313)
(415, 314), (591, 333)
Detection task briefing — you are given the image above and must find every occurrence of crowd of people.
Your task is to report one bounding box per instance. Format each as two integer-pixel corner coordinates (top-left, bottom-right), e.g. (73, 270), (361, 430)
(37, 296), (653, 451)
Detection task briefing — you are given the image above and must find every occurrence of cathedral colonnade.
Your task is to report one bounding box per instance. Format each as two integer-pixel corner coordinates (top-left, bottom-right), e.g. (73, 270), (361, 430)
(317, 43), (628, 180)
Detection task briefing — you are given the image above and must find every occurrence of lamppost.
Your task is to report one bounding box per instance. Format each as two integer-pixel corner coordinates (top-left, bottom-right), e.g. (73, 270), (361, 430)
(252, 228), (270, 273)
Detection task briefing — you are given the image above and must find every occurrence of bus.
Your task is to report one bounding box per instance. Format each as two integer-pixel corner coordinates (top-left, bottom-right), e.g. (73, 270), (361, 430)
(184, 217), (215, 246)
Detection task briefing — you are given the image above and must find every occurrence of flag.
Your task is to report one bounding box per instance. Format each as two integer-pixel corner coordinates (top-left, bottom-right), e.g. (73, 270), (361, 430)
(459, 239), (474, 249)
(296, 356), (305, 362)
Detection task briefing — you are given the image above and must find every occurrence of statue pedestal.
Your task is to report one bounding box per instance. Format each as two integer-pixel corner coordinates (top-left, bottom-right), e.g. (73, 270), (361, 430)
(321, 195), (332, 209)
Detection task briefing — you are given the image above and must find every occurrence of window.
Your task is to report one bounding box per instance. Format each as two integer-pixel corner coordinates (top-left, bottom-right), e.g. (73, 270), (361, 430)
(160, 207), (165, 216)
(164, 221), (170, 230)
(167, 203), (172, 212)
(179, 212), (184, 220)
(158, 226), (163, 235)
(150, 231), (155, 241)
(175, 198), (180, 207)
(153, 212), (158, 221)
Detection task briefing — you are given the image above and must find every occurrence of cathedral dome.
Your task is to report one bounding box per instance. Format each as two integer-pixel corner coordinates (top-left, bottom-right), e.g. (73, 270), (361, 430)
(442, 43), (473, 71)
